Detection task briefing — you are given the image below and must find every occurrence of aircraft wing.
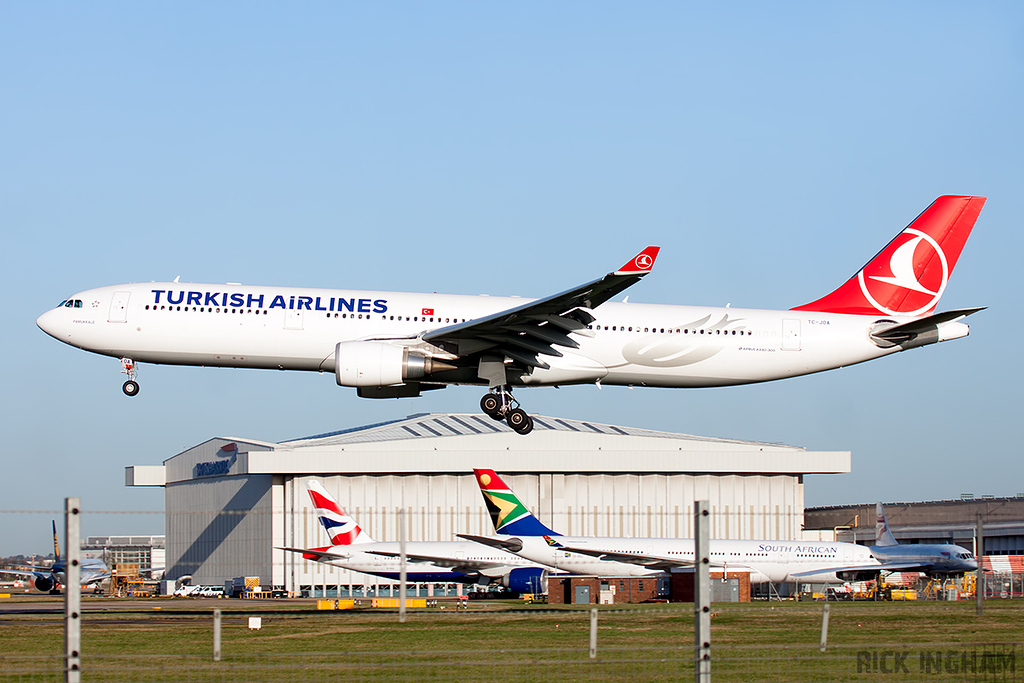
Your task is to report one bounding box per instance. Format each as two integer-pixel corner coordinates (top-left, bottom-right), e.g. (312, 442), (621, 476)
(423, 247), (660, 370)
(277, 546), (353, 562)
(789, 562), (927, 578)
(554, 545), (731, 572)
(364, 550), (515, 573)
(0, 568), (48, 580)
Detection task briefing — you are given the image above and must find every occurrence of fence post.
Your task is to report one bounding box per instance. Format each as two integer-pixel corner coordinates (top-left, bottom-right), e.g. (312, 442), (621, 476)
(213, 609), (222, 661)
(819, 603), (830, 652)
(694, 500), (710, 683)
(399, 507), (407, 623)
(976, 512), (984, 616)
(64, 498), (81, 683)
(590, 608), (598, 659)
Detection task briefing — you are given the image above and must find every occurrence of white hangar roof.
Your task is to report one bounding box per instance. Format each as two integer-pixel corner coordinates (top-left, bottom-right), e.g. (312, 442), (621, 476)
(129, 413), (850, 486)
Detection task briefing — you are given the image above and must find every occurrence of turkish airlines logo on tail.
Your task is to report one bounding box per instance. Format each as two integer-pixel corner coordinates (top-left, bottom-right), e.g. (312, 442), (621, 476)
(858, 228), (948, 316)
(634, 253), (653, 270)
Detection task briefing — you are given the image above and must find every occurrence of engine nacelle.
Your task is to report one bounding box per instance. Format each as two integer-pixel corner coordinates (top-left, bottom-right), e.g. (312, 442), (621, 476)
(501, 567), (548, 594)
(34, 576), (54, 592)
(335, 342), (429, 388)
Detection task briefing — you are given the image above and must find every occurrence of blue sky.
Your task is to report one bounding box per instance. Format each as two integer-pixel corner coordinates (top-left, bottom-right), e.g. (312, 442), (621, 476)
(2, 3), (1021, 554)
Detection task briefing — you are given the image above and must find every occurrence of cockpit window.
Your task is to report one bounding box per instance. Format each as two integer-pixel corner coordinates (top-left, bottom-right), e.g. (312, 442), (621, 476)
(62, 299), (83, 308)
(57, 300), (67, 308)
(74, 300), (82, 308)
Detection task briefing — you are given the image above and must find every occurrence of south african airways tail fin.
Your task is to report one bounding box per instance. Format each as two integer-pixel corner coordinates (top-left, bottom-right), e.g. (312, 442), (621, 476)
(792, 195), (985, 317)
(472, 469), (561, 537)
(306, 480), (374, 545)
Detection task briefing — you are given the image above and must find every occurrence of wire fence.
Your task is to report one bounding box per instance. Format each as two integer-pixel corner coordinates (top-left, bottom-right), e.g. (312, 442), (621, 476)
(2, 641), (1022, 682)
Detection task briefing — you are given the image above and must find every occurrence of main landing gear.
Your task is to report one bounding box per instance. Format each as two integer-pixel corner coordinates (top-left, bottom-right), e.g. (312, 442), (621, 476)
(120, 357), (139, 397)
(480, 387), (533, 435)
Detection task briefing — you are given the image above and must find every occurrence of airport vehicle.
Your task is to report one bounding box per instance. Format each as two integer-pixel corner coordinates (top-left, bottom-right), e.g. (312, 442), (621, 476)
(0, 521), (110, 593)
(37, 196), (985, 434)
(460, 469), (878, 584)
(279, 481), (551, 592)
(792, 502), (979, 581)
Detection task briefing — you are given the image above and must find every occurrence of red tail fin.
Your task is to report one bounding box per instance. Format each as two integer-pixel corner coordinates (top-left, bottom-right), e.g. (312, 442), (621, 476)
(792, 195), (985, 317)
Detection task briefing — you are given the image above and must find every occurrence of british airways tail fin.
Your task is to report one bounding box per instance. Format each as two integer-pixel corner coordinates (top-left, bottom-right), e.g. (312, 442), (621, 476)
(875, 502), (899, 547)
(306, 480), (374, 545)
(792, 195), (986, 317)
(472, 469), (561, 537)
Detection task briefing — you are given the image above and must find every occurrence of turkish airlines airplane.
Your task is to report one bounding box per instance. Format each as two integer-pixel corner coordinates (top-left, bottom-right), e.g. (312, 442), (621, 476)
(37, 195), (985, 434)
(279, 481), (550, 592)
(460, 469), (880, 585)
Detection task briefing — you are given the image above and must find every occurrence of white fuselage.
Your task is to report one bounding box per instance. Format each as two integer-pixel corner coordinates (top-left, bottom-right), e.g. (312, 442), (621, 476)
(506, 536), (878, 584)
(37, 281), (944, 389)
(306, 540), (545, 584)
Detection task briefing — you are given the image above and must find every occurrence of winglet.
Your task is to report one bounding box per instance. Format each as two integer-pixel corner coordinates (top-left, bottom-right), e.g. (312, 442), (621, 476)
(615, 246), (660, 275)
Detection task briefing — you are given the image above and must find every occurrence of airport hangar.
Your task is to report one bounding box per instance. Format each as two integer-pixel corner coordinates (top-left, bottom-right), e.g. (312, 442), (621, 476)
(126, 412), (849, 595)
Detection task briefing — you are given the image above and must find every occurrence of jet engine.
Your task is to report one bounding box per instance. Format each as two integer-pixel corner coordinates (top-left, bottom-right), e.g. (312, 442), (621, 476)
(500, 567), (549, 594)
(34, 576), (54, 592)
(334, 342), (451, 388)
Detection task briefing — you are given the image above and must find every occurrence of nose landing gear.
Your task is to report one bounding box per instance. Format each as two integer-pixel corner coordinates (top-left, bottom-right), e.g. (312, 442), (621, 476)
(480, 387), (533, 435)
(120, 357), (139, 396)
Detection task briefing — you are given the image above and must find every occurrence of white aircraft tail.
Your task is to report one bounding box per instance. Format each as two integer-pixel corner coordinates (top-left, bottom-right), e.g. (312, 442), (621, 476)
(306, 480), (374, 545)
(875, 502), (899, 547)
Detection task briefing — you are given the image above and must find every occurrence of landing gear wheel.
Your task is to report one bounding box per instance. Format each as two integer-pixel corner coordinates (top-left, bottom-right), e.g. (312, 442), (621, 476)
(123, 380), (140, 397)
(480, 394), (501, 417)
(507, 408), (533, 435)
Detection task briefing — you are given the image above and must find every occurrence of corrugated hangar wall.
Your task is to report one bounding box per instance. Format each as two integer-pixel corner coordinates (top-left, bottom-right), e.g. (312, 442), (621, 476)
(146, 413), (849, 590)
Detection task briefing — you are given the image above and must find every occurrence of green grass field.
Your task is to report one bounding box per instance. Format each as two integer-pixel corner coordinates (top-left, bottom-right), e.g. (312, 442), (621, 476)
(1, 597), (1022, 681)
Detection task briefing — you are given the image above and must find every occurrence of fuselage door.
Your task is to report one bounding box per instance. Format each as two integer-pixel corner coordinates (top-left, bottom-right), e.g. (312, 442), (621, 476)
(284, 309), (303, 330)
(108, 291), (131, 323)
(782, 319), (801, 351)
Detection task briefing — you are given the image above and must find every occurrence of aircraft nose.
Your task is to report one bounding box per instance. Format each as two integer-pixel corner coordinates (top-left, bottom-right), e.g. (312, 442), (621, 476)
(36, 307), (65, 340)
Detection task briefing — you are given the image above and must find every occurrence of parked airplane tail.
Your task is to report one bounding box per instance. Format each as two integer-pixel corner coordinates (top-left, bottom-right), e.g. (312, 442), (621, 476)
(52, 520), (60, 558)
(792, 195), (986, 317)
(875, 502), (899, 547)
(306, 480), (374, 545)
(472, 469), (561, 537)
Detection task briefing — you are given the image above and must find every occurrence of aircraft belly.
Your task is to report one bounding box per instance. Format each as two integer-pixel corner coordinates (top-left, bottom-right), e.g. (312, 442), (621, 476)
(570, 328), (890, 388)
(73, 312), (344, 370)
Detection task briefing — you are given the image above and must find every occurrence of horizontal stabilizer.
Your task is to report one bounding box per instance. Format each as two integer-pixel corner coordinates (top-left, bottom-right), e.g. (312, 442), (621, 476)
(277, 546), (351, 561)
(871, 307), (985, 340)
